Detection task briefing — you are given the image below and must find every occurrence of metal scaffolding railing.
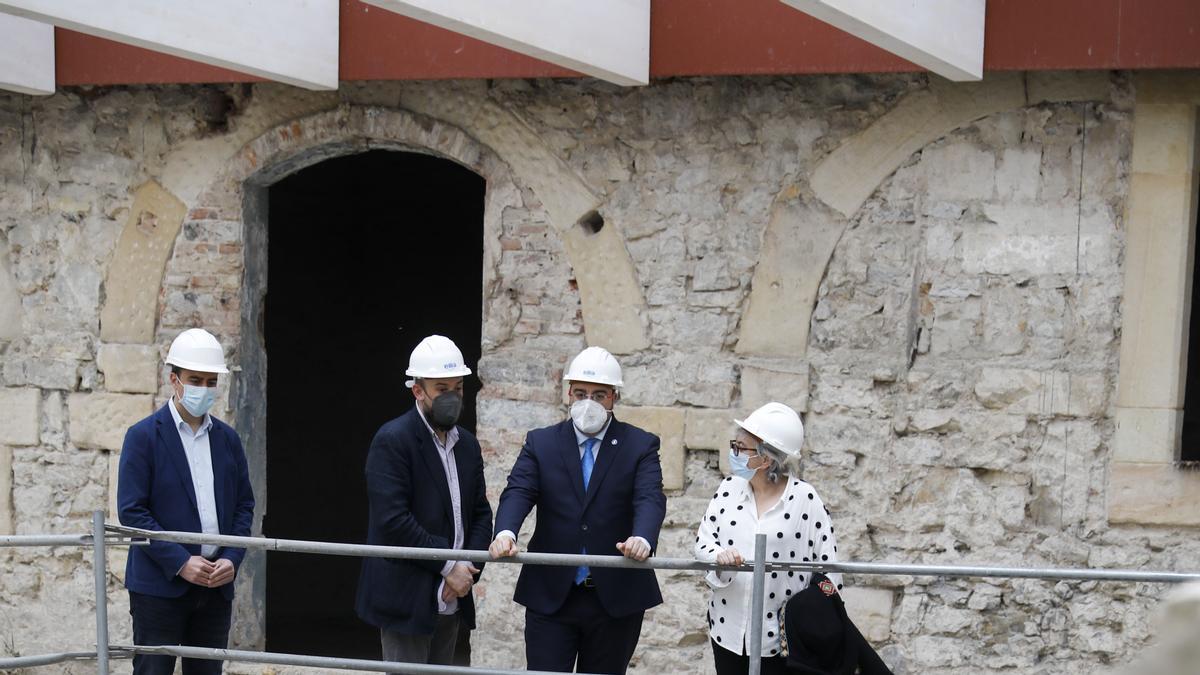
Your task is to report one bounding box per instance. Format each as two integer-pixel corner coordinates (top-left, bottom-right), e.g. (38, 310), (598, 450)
(1, 511), (1198, 674)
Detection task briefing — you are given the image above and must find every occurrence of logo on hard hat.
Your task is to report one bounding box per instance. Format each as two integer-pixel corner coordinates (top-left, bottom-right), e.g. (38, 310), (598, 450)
(444, 362), (458, 369)
(583, 369), (596, 376)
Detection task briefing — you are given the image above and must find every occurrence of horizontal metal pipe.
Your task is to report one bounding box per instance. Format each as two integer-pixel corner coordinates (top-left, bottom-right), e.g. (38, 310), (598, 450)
(106, 525), (722, 572)
(121, 644), (603, 675)
(106, 524), (1200, 584)
(0, 651), (100, 668)
(0, 534), (93, 547)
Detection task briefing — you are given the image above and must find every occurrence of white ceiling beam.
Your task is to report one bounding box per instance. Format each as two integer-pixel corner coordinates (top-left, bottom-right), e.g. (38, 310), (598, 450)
(0, 13), (53, 95)
(0, 0), (338, 90)
(362, 0), (650, 86)
(780, 0), (985, 81)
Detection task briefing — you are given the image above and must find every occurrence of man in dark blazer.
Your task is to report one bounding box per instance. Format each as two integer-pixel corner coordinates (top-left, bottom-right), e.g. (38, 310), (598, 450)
(490, 346), (667, 674)
(356, 335), (493, 667)
(117, 328), (255, 675)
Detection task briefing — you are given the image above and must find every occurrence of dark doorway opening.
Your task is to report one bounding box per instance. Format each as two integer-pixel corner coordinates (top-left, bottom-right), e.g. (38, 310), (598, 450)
(1182, 178), (1200, 463)
(264, 150), (485, 658)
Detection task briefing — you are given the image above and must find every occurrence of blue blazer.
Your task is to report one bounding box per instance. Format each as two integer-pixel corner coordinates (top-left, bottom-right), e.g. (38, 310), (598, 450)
(117, 403), (255, 601)
(355, 408), (493, 635)
(494, 417), (666, 618)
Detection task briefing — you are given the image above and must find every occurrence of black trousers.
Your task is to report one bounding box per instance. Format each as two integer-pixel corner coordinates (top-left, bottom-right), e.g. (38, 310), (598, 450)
(711, 639), (790, 675)
(525, 584), (644, 674)
(129, 586), (232, 675)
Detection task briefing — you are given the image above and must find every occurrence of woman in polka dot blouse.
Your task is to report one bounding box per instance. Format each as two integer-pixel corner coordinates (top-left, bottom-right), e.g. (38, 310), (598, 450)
(693, 402), (843, 675)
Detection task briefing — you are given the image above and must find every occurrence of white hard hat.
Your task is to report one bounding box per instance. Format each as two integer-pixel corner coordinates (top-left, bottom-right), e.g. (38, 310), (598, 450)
(405, 335), (472, 387)
(562, 346), (623, 388)
(735, 402), (804, 457)
(165, 328), (229, 374)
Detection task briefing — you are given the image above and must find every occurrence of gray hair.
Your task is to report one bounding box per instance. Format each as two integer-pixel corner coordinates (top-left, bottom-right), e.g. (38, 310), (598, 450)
(757, 441), (802, 483)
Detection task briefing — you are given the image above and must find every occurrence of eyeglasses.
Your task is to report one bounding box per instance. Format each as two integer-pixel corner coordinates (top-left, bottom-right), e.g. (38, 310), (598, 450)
(729, 441), (758, 457)
(571, 390), (611, 403)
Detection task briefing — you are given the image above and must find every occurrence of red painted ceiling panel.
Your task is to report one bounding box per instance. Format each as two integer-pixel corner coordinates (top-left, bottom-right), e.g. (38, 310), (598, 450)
(48, 0), (1200, 87)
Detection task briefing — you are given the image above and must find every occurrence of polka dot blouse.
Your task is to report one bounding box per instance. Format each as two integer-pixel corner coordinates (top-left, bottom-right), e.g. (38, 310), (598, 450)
(694, 475), (843, 658)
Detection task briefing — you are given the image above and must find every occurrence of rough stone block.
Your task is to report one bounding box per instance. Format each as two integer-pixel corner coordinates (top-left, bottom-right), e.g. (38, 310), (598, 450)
(974, 368), (1107, 417)
(0, 445), (11, 536)
(68, 393), (154, 451)
(963, 203), (1081, 276)
(909, 409), (959, 434)
(684, 408), (735, 451)
(918, 142), (996, 202)
(737, 189), (846, 357)
(1108, 462), (1200, 526)
(1116, 170), (1196, 411)
(1130, 103), (1198, 176)
(107, 449), (120, 519)
(0, 232), (21, 341)
(97, 343), (161, 394)
(0, 387), (40, 446)
(618, 406), (685, 491)
(994, 146), (1042, 201)
(1112, 406), (1181, 464)
(811, 74), (1025, 218)
(99, 181), (188, 344)
(740, 364), (809, 412)
(842, 586), (895, 643)
(1027, 71), (1112, 104)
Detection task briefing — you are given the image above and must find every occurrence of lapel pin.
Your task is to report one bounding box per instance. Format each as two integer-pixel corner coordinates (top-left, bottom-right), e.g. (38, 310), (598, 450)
(611, 439), (618, 445)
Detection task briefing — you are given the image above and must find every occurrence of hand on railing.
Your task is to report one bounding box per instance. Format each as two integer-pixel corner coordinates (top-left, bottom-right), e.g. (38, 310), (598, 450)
(489, 534), (518, 559)
(716, 548), (745, 567)
(616, 537), (650, 561)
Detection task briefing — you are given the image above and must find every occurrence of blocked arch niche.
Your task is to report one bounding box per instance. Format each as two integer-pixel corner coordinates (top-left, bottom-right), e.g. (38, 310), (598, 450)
(211, 105), (522, 650)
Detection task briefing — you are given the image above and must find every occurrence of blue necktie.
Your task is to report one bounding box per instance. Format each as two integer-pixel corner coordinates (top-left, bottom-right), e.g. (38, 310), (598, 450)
(575, 438), (598, 585)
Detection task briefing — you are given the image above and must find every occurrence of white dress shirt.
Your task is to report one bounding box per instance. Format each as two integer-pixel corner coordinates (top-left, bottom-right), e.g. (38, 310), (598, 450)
(496, 416), (651, 551)
(694, 475), (844, 658)
(168, 398), (221, 560)
(414, 404), (465, 615)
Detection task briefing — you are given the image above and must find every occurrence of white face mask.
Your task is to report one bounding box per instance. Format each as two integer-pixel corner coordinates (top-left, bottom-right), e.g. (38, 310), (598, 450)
(570, 399), (609, 435)
(178, 383), (217, 417)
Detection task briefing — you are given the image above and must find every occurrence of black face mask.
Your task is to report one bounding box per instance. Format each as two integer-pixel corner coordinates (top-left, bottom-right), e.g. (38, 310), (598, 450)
(425, 391), (463, 431)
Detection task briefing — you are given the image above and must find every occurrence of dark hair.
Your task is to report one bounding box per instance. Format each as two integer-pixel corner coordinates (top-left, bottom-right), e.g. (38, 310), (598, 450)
(170, 365), (181, 376)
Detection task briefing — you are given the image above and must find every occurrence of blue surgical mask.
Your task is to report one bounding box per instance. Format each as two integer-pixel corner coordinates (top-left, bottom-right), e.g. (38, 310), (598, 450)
(728, 448), (761, 481)
(179, 384), (217, 417)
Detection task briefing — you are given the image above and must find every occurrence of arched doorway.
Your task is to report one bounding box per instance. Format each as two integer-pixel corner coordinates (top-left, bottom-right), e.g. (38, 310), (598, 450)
(261, 149), (485, 657)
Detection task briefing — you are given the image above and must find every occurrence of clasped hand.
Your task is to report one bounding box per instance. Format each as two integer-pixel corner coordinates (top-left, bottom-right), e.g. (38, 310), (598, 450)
(179, 556), (235, 588)
(441, 562), (479, 603)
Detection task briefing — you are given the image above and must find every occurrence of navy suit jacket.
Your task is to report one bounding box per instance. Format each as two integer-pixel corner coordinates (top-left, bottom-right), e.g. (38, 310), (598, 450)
(117, 403), (255, 601)
(494, 417), (666, 618)
(355, 408), (493, 635)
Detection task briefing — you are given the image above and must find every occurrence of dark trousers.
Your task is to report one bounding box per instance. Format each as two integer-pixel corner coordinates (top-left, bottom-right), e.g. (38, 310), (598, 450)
(525, 584), (644, 674)
(453, 618), (471, 665)
(381, 613), (460, 669)
(711, 640), (790, 675)
(129, 587), (232, 675)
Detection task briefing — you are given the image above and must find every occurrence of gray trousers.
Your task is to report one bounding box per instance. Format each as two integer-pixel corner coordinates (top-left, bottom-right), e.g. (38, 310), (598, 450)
(381, 614), (460, 671)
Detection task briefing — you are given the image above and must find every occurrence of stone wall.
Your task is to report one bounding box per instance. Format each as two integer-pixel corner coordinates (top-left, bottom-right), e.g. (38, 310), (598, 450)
(0, 72), (1192, 674)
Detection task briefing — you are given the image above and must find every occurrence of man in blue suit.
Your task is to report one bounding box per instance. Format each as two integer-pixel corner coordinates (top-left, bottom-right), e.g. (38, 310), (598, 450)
(117, 328), (255, 675)
(490, 346), (666, 674)
(356, 335), (493, 667)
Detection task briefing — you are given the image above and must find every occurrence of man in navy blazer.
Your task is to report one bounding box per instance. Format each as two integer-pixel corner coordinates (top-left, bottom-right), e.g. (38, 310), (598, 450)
(117, 328), (255, 675)
(356, 335), (493, 667)
(490, 346), (666, 674)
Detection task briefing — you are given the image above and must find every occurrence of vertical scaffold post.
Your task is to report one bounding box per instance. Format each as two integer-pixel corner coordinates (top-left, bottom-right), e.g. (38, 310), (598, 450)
(93, 510), (109, 675)
(748, 532), (767, 675)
